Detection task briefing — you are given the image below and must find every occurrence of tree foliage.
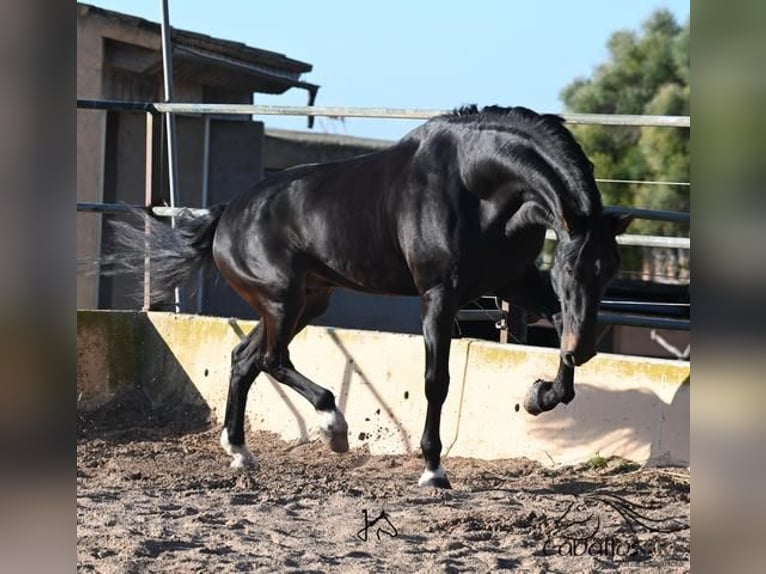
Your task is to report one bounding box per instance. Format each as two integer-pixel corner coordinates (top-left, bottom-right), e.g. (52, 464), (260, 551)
(561, 9), (690, 237)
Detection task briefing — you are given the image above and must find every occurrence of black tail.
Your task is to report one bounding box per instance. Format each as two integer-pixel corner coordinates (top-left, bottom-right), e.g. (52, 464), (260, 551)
(103, 205), (226, 304)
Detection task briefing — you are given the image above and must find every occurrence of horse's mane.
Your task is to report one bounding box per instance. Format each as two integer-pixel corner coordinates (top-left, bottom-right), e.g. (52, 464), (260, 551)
(447, 104), (560, 121)
(437, 104), (601, 221)
(442, 105), (577, 159)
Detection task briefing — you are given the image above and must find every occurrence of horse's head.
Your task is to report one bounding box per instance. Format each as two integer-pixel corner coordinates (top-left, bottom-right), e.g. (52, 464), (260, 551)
(551, 213), (633, 367)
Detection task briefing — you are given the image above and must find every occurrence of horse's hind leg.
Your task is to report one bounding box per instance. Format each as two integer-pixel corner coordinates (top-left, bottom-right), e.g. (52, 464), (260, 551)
(220, 324), (264, 467)
(418, 285), (458, 488)
(260, 285), (349, 453)
(220, 286), (338, 467)
(289, 287), (348, 450)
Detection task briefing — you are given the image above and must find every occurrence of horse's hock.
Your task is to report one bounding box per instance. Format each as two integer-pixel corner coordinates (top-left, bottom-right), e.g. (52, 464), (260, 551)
(77, 310), (689, 467)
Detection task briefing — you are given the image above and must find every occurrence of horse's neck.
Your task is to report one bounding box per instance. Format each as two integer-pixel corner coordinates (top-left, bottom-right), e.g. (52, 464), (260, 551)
(507, 171), (597, 238)
(477, 164), (583, 237)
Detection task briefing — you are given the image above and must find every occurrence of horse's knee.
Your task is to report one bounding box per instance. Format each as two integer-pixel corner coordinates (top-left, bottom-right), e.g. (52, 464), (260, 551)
(259, 346), (291, 373)
(230, 354), (259, 386)
(230, 337), (264, 383)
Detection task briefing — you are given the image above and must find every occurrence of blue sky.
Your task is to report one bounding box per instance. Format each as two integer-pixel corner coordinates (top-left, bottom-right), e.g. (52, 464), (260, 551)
(86, 1), (690, 140)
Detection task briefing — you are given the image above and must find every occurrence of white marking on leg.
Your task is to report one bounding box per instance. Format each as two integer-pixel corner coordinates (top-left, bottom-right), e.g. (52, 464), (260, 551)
(319, 409), (345, 434)
(318, 408), (349, 453)
(418, 465), (448, 487)
(220, 428), (254, 469)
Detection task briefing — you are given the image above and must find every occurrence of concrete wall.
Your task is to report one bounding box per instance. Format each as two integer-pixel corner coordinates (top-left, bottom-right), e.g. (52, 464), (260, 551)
(77, 310), (689, 467)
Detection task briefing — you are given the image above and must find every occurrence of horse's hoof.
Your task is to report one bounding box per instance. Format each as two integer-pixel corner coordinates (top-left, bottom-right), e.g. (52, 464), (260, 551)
(230, 452), (255, 469)
(326, 431), (350, 453)
(220, 428), (255, 468)
(523, 379), (552, 416)
(418, 466), (452, 489)
(319, 409), (349, 453)
(421, 476), (452, 489)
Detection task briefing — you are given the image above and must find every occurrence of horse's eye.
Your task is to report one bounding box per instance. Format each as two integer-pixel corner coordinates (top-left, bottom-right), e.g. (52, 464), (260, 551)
(564, 264), (574, 277)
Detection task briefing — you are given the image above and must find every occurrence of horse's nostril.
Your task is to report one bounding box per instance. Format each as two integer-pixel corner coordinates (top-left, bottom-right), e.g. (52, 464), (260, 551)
(563, 352), (576, 367)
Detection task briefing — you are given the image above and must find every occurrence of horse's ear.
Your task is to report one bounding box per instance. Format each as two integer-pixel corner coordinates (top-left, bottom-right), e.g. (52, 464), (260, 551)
(608, 213), (633, 236)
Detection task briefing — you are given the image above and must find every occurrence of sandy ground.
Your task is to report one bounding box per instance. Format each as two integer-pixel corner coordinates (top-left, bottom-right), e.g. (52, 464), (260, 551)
(77, 402), (689, 573)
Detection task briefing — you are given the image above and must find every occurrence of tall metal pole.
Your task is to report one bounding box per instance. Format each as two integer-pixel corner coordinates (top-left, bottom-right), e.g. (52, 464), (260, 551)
(143, 111), (155, 311)
(196, 116), (211, 314)
(160, 0), (181, 312)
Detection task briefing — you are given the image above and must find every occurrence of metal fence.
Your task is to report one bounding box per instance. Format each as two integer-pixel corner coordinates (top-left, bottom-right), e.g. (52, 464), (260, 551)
(77, 98), (690, 332)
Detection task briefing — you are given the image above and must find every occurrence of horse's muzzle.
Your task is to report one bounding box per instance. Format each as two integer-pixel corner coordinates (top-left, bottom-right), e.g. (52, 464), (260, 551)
(562, 348), (596, 368)
(561, 332), (596, 367)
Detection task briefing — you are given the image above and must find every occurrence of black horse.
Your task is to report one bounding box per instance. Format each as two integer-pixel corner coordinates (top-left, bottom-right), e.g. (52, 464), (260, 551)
(111, 105), (631, 488)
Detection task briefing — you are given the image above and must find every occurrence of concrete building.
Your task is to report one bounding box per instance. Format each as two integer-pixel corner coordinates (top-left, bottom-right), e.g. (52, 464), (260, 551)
(77, 2), (318, 316)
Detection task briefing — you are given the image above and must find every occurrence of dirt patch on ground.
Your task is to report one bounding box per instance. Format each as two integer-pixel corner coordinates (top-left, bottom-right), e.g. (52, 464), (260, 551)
(77, 409), (689, 573)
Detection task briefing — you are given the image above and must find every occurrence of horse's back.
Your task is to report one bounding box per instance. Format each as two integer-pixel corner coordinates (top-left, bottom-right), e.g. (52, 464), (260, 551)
(212, 119), (546, 298)
(214, 140), (426, 294)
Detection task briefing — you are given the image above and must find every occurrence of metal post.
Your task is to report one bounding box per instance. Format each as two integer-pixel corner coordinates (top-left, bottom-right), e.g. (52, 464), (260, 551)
(196, 116), (211, 314)
(499, 300), (528, 344)
(499, 300), (511, 344)
(160, 0), (181, 311)
(143, 111), (155, 311)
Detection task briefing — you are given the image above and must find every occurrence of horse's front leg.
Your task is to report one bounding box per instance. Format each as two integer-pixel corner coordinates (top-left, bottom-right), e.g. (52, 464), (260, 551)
(496, 270), (576, 416)
(418, 286), (457, 488)
(523, 352), (575, 416)
(517, 302), (575, 414)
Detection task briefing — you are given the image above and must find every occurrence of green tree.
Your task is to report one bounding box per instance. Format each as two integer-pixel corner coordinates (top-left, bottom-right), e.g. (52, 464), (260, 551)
(560, 9), (690, 238)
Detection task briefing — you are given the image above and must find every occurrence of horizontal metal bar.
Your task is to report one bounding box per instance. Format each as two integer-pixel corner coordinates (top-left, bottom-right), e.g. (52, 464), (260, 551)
(601, 299), (689, 308)
(78, 100), (689, 128)
(596, 312), (690, 331)
(77, 99), (156, 113)
(152, 206), (211, 217)
(77, 204), (690, 248)
(596, 178), (690, 188)
(77, 202), (143, 213)
(563, 113), (689, 128)
(457, 309), (690, 331)
(544, 229), (689, 249)
(604, 205), (690, 223)
(76, 203), (209, 217)
(617, 234), (689, 249)
(78, 204), (691, 224)
(600, 301), (689, 317)
(152, 103), (690, 128)
(456, 309), (504, 322)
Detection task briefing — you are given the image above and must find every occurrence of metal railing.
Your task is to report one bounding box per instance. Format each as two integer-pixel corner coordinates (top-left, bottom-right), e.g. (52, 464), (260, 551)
(77, 98), (690, 331)
(76, 201), (690, 250)
(456, 305), (690, 331)
(78, 98), (690, 128)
